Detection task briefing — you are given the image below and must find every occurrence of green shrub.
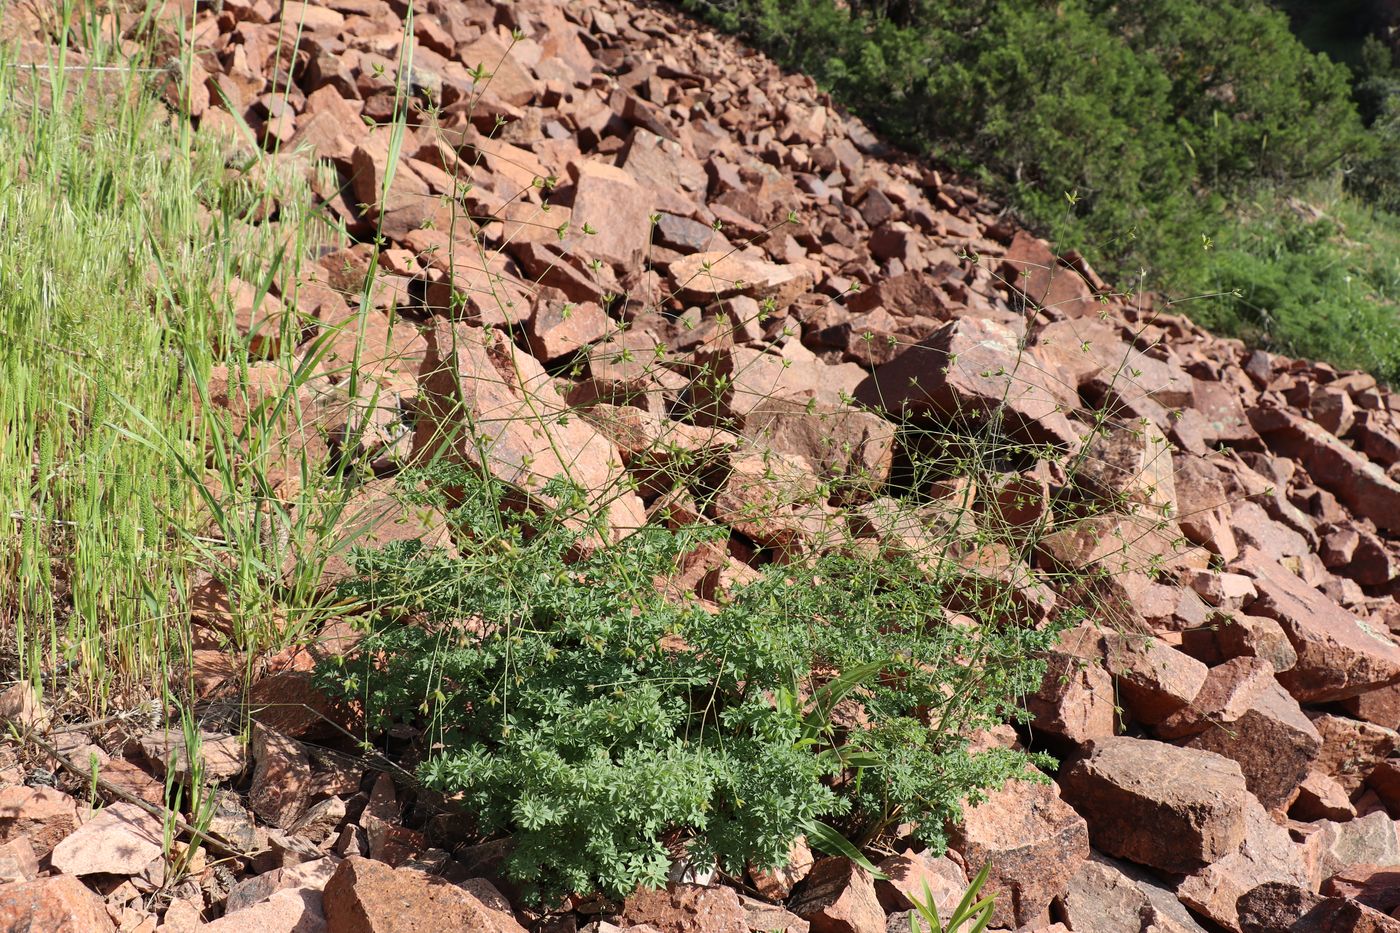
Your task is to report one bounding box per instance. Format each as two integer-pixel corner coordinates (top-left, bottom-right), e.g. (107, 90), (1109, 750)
(320, 463), (1058, 902)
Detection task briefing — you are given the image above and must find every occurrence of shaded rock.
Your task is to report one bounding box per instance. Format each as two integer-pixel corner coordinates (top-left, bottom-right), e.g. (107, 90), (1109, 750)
(250, 724), (313, 830)
(750, 836), (815, 901)
(1060, 737), (1247, 873)
(622, 883), (749, 933)
(1291, 770), (1357, 822)
(856, 317), (1078, 448)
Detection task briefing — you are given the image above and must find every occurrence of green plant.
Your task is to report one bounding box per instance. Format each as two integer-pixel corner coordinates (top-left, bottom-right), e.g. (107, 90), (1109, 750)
(907, 863), (995, 933)
(321, 443), (1061, 902)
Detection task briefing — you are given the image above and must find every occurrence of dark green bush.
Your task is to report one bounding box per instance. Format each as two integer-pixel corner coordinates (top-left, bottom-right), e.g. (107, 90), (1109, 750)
(683, 0), (1400, 382)
(320, 465), (1057, 902)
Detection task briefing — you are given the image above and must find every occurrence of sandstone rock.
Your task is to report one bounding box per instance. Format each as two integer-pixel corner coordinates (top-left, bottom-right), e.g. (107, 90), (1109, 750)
(1292, 770), (1357, 822)
(138, 728), (246, 783)
(0, 784), (78, 854)
(1308, 811), (1400, 886)
(1250, 406), (1400, 533)
(1061, 854), (1207, 933)
(226, 856), (340, 914)
(1155, 657), (1321, 811)
(950, 774), (1088, 928)
(1101, 632), (1208, 726)
(414, 320), (644, 540)
(1239, 547), (1400, 702)
(856, 317), (1078, 448)
(201, 886), (327, 932)
(1181, 614), (1298, 674)
(1025, 650), (1117, 745)
(50, 801), (164, 876)
(323, 856), (525, 933)
(873, 852), (964, 914)
(0, 873), (115, 932)
(249, 724), (313, 830)
(1309, 713), (1400, 795)
(1060, 737), (1247, 872)
(0, 836), (38, 883)
(1177, 794), (1311, 930)
(1074, 423), (1177, 516)
(750, 836), (815, 901)
(0, 681), (48, 730)
(788, 858), (885, 933)
(622, 884), (749, 933)
(1323, 865), (1400, 915)
(670, 251), (814, 307)
(738, 895), (810, 933)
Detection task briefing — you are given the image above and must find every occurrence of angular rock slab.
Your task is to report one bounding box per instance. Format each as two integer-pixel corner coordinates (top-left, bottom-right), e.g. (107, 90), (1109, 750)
(1060, 737), (1247, 873)
(1239, 547), (1400, 702)
(950, 774), (1089, 928)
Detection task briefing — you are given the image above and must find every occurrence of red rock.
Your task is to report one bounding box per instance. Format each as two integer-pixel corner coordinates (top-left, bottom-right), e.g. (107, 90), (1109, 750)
(1308, 811), (1400, 885)
(525, 295), (611, 363)
(226, 856), (340, 914)
(0, 682), (48, 730)
(1024, 649), (1117, 745)
(1074, 423), (1177, 517)
(856, 317), (1079, 449)
(0, 874), (115, 932)
(949, 774), (1089, 928)
(0, 836), (37, 883)
(738, 895), (810, 933)
(787, 858), (886, 933)
(1291, 770), (1357, 822)
(414, 320), (645, 540)
(1001, 232), (1098, 317)
(872, 852), (963, 914)
(1060, 737), (1247, 873)
(138, 728), (246, 783)
(1323, 865), (1400, 915)
(1177, 795), (1311, 930)
(1156, 657), (1321, 811)
(322, 856), (526, 933)
(0, 784), (77, 854)
(1239, 547), (1400, 702)
(1061, 855), (1208, 933)
(1250, 406), (1400, 532)
(1308, 713), (1400, 794)
(621, 884), (748, 933)
(749, 836), (815, 901)
(561, 161), (655, 269)
(249, 669), (363, 741)
(50, 801), (164, 877)
(669, 251), (815, 307)
(249, 724), (313, 830)
(1101, 632), (1208, 726)
(201, 886), (327, 932)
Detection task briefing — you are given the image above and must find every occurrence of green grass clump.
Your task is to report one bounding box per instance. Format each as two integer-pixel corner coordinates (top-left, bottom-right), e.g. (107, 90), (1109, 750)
(0, 7), (334, 705)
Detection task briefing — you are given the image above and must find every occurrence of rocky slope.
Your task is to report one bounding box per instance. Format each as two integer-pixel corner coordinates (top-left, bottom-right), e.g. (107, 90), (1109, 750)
(5, 0), (1400, 930)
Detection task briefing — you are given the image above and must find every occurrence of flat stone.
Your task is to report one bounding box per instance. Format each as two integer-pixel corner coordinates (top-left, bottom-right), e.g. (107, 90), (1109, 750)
(323, 856), (526, 933)
(623, 883), (749, 933)
(138, 728), (246, 783)
(0, 874), (115, 932)
(50, 801), (164, 877)
(1239, 547), (1400, 702)
(1060, 737), (1247, 873)
(0, 784), (78, 854)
